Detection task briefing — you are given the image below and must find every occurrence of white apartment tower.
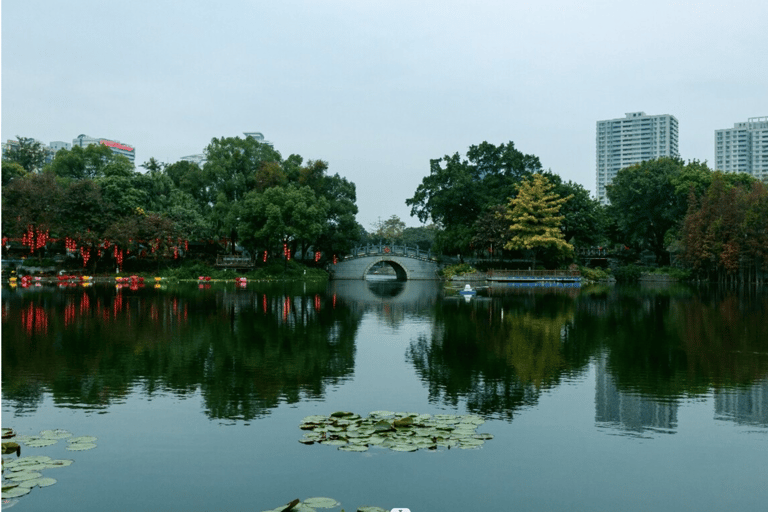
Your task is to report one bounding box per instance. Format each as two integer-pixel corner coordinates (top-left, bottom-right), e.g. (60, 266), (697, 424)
(596, 112), (679, 204)
(714, 117), (768, 182)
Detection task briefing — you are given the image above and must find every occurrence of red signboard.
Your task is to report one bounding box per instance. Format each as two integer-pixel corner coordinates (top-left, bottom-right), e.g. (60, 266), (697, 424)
(100, 139), (134, 152)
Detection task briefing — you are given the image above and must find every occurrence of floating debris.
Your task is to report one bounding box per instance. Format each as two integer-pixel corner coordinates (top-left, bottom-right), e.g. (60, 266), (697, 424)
(298, 411), (493, 453)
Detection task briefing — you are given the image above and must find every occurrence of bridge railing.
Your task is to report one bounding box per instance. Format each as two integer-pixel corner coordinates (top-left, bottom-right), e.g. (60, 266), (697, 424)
(346, 244), (433, 261)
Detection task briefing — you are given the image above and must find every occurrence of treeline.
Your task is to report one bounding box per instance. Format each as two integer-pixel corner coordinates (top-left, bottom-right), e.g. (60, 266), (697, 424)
(2, 136), (362, 271)
(407, 142), (768, 281)
(4, 136), (767, 281)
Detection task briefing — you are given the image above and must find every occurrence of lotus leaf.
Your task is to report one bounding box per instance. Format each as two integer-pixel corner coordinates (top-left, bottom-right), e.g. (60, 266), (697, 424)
(66, 443), (97, 451)
(18, 477), (56, 488)
(24, 439), (58, 448)
(302, 415), (329, 423)
(390, 444), (419, 452)
(356, 507), (388, 512)
(319, 439), (347, 446)
(393, 417), (413, 428)
(68, 436), (97, 444)
(2, 442), (21, 455)
(45, 459), (74, 468)
(373, 420), (393, 432)
(1, 486), (30, 499)
(302, 497), (340, 508)
(40, 430), (72, 440)
(368, 410), (394, 418)
(339, 444), (368, 452)
(8, 471), (43, 482)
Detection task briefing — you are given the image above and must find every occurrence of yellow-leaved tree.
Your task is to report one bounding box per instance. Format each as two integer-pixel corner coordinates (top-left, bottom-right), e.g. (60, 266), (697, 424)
(502, 173), (573, 269)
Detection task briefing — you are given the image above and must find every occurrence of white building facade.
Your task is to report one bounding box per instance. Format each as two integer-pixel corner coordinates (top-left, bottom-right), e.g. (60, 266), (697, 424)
(596, 112), (679, 204)
(714, 117), (768, 182)
(72, 134), (135, 164)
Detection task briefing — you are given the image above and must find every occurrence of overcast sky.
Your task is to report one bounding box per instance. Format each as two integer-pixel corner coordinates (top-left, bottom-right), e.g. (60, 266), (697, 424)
(2, 0), (766, 230)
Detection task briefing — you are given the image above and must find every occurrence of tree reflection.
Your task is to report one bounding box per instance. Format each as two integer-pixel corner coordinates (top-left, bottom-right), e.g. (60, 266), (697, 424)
(407, 291), (584, 420)
(1, 283), (361, 420)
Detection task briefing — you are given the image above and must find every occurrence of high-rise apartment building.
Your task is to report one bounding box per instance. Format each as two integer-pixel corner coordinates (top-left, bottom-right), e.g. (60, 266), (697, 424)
(595, 112), (679, 204)
(714, 117), (768, 181)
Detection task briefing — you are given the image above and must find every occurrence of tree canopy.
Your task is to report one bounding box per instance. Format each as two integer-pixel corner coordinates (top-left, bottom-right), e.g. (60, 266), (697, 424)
(503, 173), (573, 268)
(406, 141), (542, 255)
(2, 135), (362, 271)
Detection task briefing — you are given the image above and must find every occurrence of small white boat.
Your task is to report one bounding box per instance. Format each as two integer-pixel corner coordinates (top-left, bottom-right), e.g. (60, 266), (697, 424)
(458, 284), (477, 296)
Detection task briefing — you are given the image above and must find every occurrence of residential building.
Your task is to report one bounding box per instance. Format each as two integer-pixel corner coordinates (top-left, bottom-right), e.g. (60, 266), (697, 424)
(596, 112), (679, 204)
(2, 138), (67, 167)
(72, 134), (135, 163)
(714, 117), (768, 182)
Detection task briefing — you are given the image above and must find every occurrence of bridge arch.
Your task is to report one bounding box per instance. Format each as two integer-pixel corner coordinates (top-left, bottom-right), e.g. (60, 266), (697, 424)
(330, 245), (440, 280)
(362, 258), (409, 280)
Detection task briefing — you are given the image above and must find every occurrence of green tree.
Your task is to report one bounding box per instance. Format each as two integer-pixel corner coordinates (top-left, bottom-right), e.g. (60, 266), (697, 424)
(238, 185), (330, 259)
(48, 144), (133, 180)
(3, 136), (48, 173)
(202, 136), (283, 237)
(2, 161), (27, 186)
(503, 174), (573, 269)
(606, 157), (756, 265)
(402, 225), (437, 252)
(407, 141), (542, 256)
(164, 160), (210, 210)
(309, 169), (360, 257)
(1, 171), (63, 258)
(472, 205), (509, 260)
(371, 215), (406, 244)
(546, 174), (606, 247)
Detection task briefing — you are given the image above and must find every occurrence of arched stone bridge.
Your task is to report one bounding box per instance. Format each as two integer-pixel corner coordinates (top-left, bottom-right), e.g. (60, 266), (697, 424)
(329, 244), (440, 280)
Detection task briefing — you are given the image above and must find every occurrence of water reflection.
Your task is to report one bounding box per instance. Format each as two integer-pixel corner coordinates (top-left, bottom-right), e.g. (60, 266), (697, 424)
(714, 378), (768, 427)
(407, 290), (584, 420)
(595, 352), (679, 436)
(2, 282), (767, 430)
(1, 283), (361, 420)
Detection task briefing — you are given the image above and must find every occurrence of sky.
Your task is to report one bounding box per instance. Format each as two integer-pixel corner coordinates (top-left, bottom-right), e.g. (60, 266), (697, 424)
(2, 0), (766, 230)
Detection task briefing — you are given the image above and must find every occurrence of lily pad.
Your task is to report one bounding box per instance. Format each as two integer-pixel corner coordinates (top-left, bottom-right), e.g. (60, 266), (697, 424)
(356, 507), (388, 512)
(319, 439), (347, 447)
(66, 443), (97, 451)
(24, 439), (58, 448)
(390, 444), (419, 452)
(68, 436), (97, 444)
(40, 429), (72, 440)
(18, 477), (57, 488)
(8, 471), (43, 482)
(44, 459), (74, 468)
(2, 486), (31, 499)
(368, 410), (395, 418)
(302, 497), (340, 508)
(338, 444), (368, 452)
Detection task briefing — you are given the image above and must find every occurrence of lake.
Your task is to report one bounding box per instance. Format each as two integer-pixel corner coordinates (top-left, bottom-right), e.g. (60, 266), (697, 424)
(2, 279), (767, 512)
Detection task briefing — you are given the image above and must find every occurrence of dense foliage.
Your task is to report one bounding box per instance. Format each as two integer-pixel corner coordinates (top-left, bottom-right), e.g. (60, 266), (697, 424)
(2, 136), (364, 272)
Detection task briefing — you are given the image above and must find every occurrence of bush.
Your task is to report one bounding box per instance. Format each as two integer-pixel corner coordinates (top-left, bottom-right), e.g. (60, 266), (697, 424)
(440, 263), (478, 279)
(613, 264), (643, 283)
(579, 266), (612, 281)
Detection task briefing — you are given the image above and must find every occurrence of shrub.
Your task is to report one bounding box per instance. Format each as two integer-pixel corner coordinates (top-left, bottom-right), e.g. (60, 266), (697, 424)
(440, 263), (478, 279)
(613, 264), (643, 283)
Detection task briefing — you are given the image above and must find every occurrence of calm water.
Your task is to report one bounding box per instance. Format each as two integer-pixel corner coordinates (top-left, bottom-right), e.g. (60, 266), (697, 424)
(2, 279), (767, 512)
